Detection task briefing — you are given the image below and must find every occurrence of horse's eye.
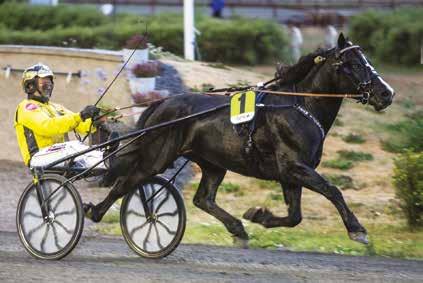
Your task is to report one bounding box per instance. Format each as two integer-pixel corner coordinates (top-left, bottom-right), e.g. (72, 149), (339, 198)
(352, 63), (362, 70)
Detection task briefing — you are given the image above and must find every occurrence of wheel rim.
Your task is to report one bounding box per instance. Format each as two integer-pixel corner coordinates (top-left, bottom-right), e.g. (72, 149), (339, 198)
(19, 180), (79, 255)
(124, 183), (180, 254)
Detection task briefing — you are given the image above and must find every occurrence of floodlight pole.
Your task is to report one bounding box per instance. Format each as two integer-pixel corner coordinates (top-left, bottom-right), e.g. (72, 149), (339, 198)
(184, 0), (195, 60)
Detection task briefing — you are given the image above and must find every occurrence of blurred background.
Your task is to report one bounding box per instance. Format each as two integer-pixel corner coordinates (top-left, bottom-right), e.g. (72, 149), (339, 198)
(0, 0), (422, 260)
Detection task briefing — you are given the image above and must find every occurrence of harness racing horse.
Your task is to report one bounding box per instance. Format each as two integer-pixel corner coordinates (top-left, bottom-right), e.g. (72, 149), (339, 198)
(85, 34), (395, 246)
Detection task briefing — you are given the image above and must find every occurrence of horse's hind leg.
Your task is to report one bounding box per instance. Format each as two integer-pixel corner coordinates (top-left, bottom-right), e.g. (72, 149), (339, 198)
(193, 161), (249, 247)
(84, 167), (148, 222)
(290, 162), (368, 244)
(85, 128), (180, 222)
(243, 182), (303, 228)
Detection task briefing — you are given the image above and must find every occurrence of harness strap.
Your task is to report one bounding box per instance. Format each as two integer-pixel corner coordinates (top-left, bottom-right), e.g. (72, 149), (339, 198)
(339, 45), (361, 55)
(257, 104), (325, 140)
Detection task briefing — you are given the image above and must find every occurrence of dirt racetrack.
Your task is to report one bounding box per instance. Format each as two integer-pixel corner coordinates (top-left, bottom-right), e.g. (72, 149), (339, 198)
(0, 159), (422, 282)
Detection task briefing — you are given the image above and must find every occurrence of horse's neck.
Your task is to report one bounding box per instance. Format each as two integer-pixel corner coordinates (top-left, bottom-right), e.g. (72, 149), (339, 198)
(274, 68), (343, 135)
(302, 96), (342, 135)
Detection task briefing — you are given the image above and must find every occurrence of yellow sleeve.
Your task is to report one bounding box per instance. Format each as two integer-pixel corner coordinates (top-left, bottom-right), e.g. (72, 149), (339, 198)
(75, 118), (95, 135)
(54, 103), (96, 135)
(18, 103), (82, 137)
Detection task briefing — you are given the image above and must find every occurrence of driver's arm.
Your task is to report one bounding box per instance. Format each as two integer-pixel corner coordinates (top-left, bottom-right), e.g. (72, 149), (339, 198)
(19, 103), (82, 136)
(75, 118), (95, 135)
(55, 104), (95, 135)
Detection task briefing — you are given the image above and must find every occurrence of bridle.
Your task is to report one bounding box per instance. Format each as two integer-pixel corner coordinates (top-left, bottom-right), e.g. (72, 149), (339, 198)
(333, 44), (374, 104)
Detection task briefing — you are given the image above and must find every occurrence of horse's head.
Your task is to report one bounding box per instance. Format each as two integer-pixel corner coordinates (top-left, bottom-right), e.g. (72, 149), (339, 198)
(329, 33), (395, 111)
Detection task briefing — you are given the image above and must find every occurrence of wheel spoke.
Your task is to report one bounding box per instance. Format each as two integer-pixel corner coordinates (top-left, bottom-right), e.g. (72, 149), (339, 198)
(26, 222), (46, 239)
(153, 223), (164, 249)
(52, 189), (67, 212)
(51, 224), (63, 250)
(154, 190), (170, 214)
(54, 220), (74, 235)
(129, 220), (149, 238)
(157, 210), (178, 218)
(55, 207), (76, 218)
(126, 209), (145, 218)
(23, 211), (42, 219)
(156, 220), (176, 235)
(40, 224), (50, 253)
(142, 223), (153, 251)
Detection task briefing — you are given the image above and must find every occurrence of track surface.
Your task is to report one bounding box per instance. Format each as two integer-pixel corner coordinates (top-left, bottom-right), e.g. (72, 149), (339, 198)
(1, 231), (422, 282)
(0, 161), (422, 282)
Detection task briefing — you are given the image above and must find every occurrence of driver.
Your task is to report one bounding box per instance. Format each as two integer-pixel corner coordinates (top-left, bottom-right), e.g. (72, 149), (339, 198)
(14, 63), (104, 170)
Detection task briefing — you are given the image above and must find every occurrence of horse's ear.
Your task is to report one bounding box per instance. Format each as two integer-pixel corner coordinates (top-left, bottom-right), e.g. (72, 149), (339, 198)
(337, 33), (347, 48)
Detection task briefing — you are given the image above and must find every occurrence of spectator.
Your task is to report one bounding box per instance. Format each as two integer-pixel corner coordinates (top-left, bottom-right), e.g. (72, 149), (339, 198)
(211, 0), (225, 18)
(324, 25), (338, 48)
(288, 24), (303, 63)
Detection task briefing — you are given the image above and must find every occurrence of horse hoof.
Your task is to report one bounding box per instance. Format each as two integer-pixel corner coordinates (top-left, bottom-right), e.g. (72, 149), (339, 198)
(243, 207), (261, 221)
(349, 232), (369, 245)
(242, 207), (272, 225)
(83, 202), (94, 220)
(233, 236), (249, 249)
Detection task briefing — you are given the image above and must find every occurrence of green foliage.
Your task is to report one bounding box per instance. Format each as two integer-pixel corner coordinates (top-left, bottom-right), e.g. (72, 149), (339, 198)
(400, 98), (416, 110)
(0, 3), (107, 30)
(95, 215), (423, 259)
(322, 150), (373, 170)
(182, 223), (423, 259)
(255, 180), (280, 191)
(333, 117), (344, 127)
(342, 133), (366, 144)
(197, 17), (289, 64)
(322, 174), (355, 190)
(382, 111), (423, 153)
(337, 150), (373, 162)
(189, 83), (215, 92)
(322, 159), (353, 170)
(392, 151), (423, 229)
(219, 182), (240, 193)
(227, 80), (252, 88)
(0, 3), (289, 64)
(98, 103), (119, 117)
(350, 8), (423, 65)
(268, 192), (284, 201)
(101, 210), (120, 224)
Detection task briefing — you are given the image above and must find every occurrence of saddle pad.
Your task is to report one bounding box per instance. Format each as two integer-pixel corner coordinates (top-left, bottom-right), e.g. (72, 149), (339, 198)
(230, 91), (256, 124)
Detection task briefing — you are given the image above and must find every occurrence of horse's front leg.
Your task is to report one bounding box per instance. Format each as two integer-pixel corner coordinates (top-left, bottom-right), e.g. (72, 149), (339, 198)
(193, 160), (249, 248)
(289, 162), (368, 244)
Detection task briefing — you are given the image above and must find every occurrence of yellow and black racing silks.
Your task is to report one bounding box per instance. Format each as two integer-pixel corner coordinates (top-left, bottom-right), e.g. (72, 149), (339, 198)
(14, 99), (94, 166)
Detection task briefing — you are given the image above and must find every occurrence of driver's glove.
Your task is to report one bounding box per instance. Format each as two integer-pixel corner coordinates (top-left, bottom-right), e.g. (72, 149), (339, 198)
(80, 105), (100, 121)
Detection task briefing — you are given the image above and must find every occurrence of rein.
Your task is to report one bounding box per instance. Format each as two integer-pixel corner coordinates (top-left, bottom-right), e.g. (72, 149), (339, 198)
(205, 89), (364, 99)
(96, 86), (365, 122)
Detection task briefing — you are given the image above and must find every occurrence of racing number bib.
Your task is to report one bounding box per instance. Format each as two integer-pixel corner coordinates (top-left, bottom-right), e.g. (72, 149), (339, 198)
(230, 91), (256, 124)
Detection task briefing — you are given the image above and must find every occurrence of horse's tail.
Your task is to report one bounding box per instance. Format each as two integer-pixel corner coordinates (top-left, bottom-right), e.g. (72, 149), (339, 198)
(136, 99), (165, 129)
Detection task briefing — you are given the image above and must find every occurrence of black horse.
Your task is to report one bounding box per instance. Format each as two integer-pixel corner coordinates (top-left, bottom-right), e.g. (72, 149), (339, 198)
(85, 34), (394, 246)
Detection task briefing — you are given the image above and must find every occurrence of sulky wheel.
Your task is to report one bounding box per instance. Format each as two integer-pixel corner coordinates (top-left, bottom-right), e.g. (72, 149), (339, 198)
(120, 176), (186, 259)
(16, 174), (84, 260)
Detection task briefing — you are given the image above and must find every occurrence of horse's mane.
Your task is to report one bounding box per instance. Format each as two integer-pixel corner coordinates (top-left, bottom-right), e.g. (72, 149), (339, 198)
(274, 48), (332, 87)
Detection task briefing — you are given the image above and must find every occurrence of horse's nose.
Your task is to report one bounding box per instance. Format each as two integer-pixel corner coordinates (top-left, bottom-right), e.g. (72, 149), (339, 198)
(381, 90), (392, 98)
